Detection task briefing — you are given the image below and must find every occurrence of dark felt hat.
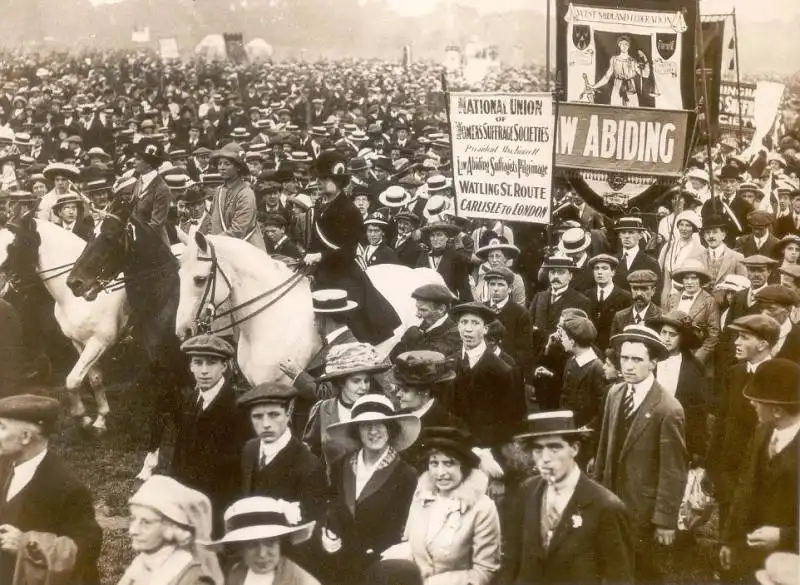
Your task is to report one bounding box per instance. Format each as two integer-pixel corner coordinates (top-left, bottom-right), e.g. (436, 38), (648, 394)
(416, 426), (480, 468)
(744, 358), (800, 405)
(646, 310), (702, 350)
(180, 334), (235, 360)
(515, 410), (591, 441)
(411, 283), (456, 304)
(237, 382), (299, 408)
(393, 351), (456, 386)
(728, 314), (781, 346)
(450, 301), (497, 324)
(0, 394), (60, 433)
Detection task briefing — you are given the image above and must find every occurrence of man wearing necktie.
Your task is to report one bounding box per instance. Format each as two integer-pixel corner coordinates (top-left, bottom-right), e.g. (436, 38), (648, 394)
(0, 394), (101, 585)
(720, 359), (800, 581)
(707, 315), (779, 531)
(594, 326), (687, 584)
(138, 334), (252, 536)
(500, 410), (634, 585)
(610, 269), (663, 339)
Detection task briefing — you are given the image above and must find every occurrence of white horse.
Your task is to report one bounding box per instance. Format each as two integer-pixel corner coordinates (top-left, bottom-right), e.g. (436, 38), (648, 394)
(0, 215), (129, 431)
(174, 231), (445, 385)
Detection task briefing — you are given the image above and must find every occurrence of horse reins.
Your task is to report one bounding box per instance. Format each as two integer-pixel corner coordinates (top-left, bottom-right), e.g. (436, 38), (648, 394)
(194, 240), (310, 335)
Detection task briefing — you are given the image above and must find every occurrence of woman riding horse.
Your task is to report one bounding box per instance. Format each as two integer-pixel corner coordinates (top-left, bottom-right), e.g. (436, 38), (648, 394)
(302, 151), (400, 345)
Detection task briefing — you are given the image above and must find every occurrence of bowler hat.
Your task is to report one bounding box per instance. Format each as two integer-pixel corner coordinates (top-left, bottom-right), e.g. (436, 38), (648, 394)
(237, 382), (299, 409)
(450, 301), (497, 324)
(728, 314), (780, 346)
(719, 164), (740, 180)
(609, 324), (670, 360)
(411, 283), (456, 304)
(180, 334), (235, 360)
(393, 351), (456, 385)
(515, 410), (591, 441)
(0, 394), (60, 433)
(744, 358), (800, 405)
(417, 426), (480, 468)
(701, 215), (729, 231)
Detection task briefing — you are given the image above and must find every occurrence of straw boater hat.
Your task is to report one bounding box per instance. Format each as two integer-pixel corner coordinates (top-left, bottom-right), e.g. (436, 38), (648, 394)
(425, 175), (452, 193)
(609, 324), (670, 360)
(378, 185), (414, 208)
(714, 274), (750, 293)
(422, 195), (454, 222)
(671, 258), (711, 285)
(558, 227), (592, 255)
(515, 410), (591, 441)
(208, 497), (315, 548)
(315, 342), (390, 382)
(312, 289), (358, 313)
(540, 253), (578, 271)
(646, 310), (702, 350)
(324, 394), (422, 453)
(614, 217), (647, 231)
(52, 192), (83, 211)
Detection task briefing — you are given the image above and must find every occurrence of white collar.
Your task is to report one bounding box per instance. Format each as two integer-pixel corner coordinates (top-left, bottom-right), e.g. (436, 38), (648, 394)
(753, 233), (768, 247)
(549, 462), (581, 495)
(326, 326), (349, 344)
(633, 304), (651, 319)
(574, 348), (599, 367)
(274, 235), (288, 248)
(771, 420), (800, 450)
(412, 398), (436, 419)
(463, 341), (488, 366)
(746, 356), (771, 374)
(140, 169), (158, 189)
(489, 296), (509, 309)
(623, 246), (638, 258)
(198, 377), (225, 409)
(422, 314), (448, 332)
(10, 448), (47, 481)
(778, 318), (792, 339)
(243, 569), (276, 585)
(260, 428), (292, 462)
(596, 282), (614, 297)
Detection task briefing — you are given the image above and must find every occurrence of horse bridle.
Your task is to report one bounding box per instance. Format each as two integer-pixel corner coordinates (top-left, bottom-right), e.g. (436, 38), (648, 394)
(194, 240), (310, 335)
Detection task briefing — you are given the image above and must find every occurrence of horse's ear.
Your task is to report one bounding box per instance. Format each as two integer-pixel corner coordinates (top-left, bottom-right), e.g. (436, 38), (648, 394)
(13, 210), (37, 233)
(194, 231), (209, 254)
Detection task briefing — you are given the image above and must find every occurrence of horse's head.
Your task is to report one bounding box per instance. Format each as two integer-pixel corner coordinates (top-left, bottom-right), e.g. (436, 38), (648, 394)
(67, 192), (136, 301)
(0, 211), (42, 287)
(175, 231), (233, 340)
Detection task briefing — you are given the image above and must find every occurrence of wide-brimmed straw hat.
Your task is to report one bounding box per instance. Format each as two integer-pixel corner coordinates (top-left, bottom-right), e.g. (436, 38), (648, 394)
(210, 147), (249, 174)
(671, 258), (711, 284)
(207, 497), (315, 549)
(421, 220), (459, 237)
(43, 162), (80, 182)
(325, 394), (422, 453)
(646, 310), (702, 350)
(515, 410), (591, 441)
(609, 324), (670, 360)
(475, 242), (520, 260)
(316, 342), (390, 382)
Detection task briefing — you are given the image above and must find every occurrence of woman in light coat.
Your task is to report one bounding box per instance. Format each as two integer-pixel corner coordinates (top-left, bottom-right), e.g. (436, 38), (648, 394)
(658, 209), (705, 306)
(382, 427), (501, 585)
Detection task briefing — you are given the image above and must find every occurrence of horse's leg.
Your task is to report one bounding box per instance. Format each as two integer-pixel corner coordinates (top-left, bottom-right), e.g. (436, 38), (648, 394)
(87, 366), (109, 433)
(65, 338), (108, 427)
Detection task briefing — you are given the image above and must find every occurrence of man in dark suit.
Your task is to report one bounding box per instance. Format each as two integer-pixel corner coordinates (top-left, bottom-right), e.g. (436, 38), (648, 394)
(585, 254), (632, 351)
(449, 302), (520, 449)
(499, 411), (634, 585)
(754, 285), (800, 363)
(774, 190), (800, 238)
(416, 222), (473, 302)
(132, 139), (172, 244)
(720, 359), (799, 581)
(262, 212), (302, 260)
(735, 210), (780, 259)
(484, 266), (534, 381)
(389, 284), (461, 362)
(707, 315), (779, 530)
(358, 212), (399, 267)
(701, 164), (754, 245)
(237, 383), (327, 520)
(594, 326), (688, 583)
(612, 217), (662, 298)
(392, 211), (424, 268)
(143, 334), (252, 536)
(0, 395), (101, 584)
(609, 269), (662, 339)
(0, 299), (22, 397)
(528, 255), (591, 409)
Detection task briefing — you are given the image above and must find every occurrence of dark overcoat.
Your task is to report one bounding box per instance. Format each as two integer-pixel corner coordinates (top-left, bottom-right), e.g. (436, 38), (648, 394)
(416, 248), (473, 302)
(388, 317), (462, 362)
(586, 285), (632, 351)
(492, 300), (534, 378)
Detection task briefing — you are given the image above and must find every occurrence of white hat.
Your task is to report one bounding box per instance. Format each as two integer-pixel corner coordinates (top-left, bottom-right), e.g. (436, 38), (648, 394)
(674, 209), (701, 230)
(715, 274), (751, 293)
(208, 497), (315, 548)
(290, 193), (312, 211)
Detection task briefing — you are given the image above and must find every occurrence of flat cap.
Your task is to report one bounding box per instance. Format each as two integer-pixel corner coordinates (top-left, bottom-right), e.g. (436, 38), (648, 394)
(627, 269), (658, 285)
(743, 255), (779, 267)
(411, 283), (456, 304)
(237, 382), (298, 408)
(728, 314), (780, 345)
(754, 285), (800, 307)
(561, 316), (597, 346)
(483, 266), (514, 285)
(180, 334), (235, 359)
(587, 253), (619, 268)
(261, 213), (287, 228)
(451, 301), (497, 324)
(0, 394), (60, 432)
(747, 210), (774, 228)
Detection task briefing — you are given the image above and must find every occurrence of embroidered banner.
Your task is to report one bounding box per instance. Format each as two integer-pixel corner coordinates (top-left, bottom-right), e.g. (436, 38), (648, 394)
(447, 92), (556, 225)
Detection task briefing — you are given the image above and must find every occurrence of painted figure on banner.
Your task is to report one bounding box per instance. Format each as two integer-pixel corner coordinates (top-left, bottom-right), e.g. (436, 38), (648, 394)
(591, 34), (655, 108)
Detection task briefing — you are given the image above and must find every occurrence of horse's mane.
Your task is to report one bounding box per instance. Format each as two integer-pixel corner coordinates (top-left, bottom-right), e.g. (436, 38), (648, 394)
(184, 234), (296, 282)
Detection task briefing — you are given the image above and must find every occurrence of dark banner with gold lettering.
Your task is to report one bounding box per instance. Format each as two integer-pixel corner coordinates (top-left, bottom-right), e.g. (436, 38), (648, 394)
(697, 15), (726, 137)
(556, 103), (689, 176)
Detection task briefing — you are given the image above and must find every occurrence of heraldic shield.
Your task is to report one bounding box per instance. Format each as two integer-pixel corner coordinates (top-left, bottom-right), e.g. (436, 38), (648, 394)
(572, 25), (591, 51)
(656, 33), (677, 60)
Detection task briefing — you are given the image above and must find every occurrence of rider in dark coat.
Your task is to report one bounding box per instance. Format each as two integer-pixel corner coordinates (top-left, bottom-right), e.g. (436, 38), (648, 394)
(303, 152), (401, 345)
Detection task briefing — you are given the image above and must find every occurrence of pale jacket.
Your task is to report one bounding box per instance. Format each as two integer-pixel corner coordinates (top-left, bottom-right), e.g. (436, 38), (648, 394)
(388, 469), (500, 585)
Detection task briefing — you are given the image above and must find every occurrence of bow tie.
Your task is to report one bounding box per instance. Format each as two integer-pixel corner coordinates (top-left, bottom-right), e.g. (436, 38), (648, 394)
(681, 294), (695, 301)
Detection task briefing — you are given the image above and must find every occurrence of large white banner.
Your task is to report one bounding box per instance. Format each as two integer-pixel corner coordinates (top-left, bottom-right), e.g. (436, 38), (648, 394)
(448, 92), (555, 225)
(564, 3), (688, 109)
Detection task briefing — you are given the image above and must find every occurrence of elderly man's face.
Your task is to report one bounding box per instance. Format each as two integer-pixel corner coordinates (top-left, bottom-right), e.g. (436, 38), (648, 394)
(0, 417), (39, 458)
(548, 268), (572, 290)
(747, 266), (770, 289)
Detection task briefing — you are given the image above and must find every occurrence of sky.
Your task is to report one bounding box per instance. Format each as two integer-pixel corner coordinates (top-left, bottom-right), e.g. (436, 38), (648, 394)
(87, 0), (800, 20)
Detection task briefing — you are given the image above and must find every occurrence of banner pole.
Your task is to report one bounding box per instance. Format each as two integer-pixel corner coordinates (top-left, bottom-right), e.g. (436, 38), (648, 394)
(696, 10), (718, 213)
(545, 0), (552, 88)
(732, 9), (745, 146)
(440, 71), (460, 218)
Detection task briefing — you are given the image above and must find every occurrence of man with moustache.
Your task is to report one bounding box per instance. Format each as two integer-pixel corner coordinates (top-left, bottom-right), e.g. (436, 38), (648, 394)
(529, 255), (591, 409)
(392, 211), (424, 268)
(609, 270), (662, 338)
(707, 315), (779, 530)
(390, 284), (461, 361)
(702, 215), (747, 291)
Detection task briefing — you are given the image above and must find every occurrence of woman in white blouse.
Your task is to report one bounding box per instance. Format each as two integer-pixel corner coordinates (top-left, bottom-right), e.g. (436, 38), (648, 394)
(381, 426), (501, 585)
(647, 311), (711, 464)
(658, 210), (705, 307)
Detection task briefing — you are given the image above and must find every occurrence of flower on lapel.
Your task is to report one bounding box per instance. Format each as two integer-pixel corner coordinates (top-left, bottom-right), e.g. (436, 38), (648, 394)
(571, 514), (583, 528)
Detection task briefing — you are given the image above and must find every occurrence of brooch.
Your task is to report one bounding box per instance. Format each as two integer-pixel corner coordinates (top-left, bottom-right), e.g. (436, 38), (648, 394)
(571, 514), (583, 528)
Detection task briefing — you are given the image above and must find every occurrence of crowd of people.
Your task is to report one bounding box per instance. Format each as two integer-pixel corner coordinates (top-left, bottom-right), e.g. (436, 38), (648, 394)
(0, 49), (796, 585)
